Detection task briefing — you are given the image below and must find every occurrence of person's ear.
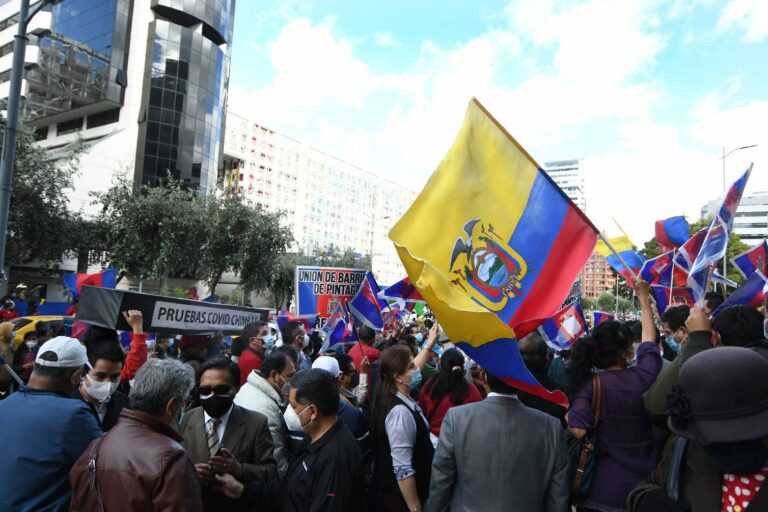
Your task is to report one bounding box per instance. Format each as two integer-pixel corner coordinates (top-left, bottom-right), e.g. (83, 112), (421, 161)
(165, 397), (178, 421)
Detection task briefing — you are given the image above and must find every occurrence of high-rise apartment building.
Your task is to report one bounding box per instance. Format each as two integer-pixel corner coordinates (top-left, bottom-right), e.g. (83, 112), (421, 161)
(0, 0), (235, 212)
(543, 159), (586, 212)
(222, 110), (416, 285)
(702, 191), (768, 247)
(580, 252), (617, 300)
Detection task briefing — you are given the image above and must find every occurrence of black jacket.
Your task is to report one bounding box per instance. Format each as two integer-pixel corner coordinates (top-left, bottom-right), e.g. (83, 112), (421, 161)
(240, 420), (364, 512)
(516, 371), (567, 427)
(71, 388), (130, 431)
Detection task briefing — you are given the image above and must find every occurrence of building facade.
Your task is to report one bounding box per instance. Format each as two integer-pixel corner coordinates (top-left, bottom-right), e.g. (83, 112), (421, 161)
(580, 252), (617, 300)
(0, 0), (234, 300)
(543, 158), (586, 212)
(0, 0), (235, 212)
(222, 110), (416, 286)
(702, 191), (768, 247)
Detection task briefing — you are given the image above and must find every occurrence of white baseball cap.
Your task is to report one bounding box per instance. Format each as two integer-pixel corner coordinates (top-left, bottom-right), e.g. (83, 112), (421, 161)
(35, 336), (89, 368)
(312, 355), (341, 377)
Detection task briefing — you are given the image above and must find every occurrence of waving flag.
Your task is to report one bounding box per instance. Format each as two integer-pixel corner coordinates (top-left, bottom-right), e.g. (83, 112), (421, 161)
(689, 166), (753, 305)
(651, 286), (696, 315)
(731, 241), (768, 279)
(538, 301), (589, 351)
(592, 311), (615, 326)
(711, 271), (767, 316)
(389, 99), (598, 407)
(63, 268), (118, 298)
(640, 250), (675, 287)
(277, 312), (319, 333)
(378, 277), (425, 303)
(595, 236), (645, 286)
(348, 271), (387, 331)
(323, 302), (358, 346)
(656, 216), (690, 252)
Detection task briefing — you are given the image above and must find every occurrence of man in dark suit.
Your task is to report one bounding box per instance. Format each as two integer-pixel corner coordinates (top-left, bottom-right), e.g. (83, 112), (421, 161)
(181, 357), (278, 511)
(427, 372), (569, 512)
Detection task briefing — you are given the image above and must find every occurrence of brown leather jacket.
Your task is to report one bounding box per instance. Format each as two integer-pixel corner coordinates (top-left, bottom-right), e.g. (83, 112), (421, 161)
(69, 409), (203, 512)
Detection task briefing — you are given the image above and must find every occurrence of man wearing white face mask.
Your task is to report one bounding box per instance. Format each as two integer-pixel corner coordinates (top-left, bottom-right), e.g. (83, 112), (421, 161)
(281, 321), (312, 370)
(73, 341), (129, 431)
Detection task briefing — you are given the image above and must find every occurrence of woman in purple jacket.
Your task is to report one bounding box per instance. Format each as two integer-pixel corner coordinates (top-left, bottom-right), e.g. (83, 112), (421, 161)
(567, 280), (663, 512)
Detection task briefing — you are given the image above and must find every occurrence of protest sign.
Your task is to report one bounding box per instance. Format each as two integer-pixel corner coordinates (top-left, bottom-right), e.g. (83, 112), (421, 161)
(77, 286), (269, 334)
(295, 266), (367, 327)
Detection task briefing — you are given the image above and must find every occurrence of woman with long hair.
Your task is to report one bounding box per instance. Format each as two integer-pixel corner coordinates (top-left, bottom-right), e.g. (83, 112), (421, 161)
(567, 280), (662, 512)
(418, 348), (482, 437)
(372, 326), (437, 512)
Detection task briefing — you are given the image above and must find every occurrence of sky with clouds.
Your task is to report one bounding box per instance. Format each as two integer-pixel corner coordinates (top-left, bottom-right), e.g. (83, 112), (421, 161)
(228, 0), (768, 245)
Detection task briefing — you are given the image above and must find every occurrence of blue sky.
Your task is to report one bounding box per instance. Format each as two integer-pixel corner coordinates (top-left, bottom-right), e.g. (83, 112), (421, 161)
(228, 0), (768, 243)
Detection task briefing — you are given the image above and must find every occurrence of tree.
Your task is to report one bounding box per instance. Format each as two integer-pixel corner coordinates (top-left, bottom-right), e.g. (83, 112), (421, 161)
(269, 253), (302, 310)
(581, 297), (596, 311)
(238, 208), (294, 297)
(96, 173), (209, 283)
(596, 292), (632, 314)
(0, 111), (85, 266)
(199, 187), (254, 294)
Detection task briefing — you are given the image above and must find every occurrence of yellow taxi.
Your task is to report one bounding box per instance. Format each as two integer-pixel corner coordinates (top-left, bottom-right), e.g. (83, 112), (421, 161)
(10, 316), (74, 349)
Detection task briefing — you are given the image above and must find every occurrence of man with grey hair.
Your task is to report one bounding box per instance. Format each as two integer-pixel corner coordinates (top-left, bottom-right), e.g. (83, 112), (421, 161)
(69, 358), (204, 511)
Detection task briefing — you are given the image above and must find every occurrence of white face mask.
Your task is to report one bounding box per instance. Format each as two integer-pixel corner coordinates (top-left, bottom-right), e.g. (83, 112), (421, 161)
(85, 375), (119, 403)
(283, 404), (303, 431)
(25, 340), (38, 348)
(302, 334), (310, 348)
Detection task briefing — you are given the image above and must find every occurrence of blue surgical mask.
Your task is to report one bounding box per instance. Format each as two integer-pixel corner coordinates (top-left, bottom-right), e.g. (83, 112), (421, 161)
(409, 369), (422, 390)
(173, 399), (186, 429)
(262, 334), (276, 349)
(666, 337), (681, 354)
(414, 333), (424, 343)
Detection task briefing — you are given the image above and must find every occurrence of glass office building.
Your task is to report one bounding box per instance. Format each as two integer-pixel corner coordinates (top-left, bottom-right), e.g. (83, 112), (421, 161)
(136, 0), (234, 190)
(22, 0), (131, 123)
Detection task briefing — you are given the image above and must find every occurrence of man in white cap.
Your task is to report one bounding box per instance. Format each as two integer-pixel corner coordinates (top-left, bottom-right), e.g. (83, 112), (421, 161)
(312, 355), (370, 456)
(0, 336), (102, 512)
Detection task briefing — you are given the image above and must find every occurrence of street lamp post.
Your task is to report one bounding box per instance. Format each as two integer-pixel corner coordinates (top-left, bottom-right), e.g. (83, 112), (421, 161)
(0, 0), (50, 284)
(719, 144), (758, 283)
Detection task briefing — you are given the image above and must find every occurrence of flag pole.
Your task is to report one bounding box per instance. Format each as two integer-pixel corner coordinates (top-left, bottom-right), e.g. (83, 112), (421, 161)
(598, 232), (640, 281)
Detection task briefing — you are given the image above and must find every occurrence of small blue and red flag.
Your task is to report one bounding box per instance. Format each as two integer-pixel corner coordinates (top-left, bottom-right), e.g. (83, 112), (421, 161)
(538, 301), (589, 351)
(592, 311), (615, 326)
(348, 271), (387, 331)
(711, 271), (767, 316)
(595, 236), (645, 287)
(651, 285), (696, 315)
(689, 166), (753, 305)
(655, 216), (690, 252)
(640, 251), (675, 287)
(673, 228), (708, 286)
(63, 268), (118, 298)
(730, 241), (768, 280)
(277, 311), (319, 333)
(378, 277), (424, 303)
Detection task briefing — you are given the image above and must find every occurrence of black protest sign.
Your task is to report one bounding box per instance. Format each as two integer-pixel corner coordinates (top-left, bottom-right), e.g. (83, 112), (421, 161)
(77, 286), (269, 334)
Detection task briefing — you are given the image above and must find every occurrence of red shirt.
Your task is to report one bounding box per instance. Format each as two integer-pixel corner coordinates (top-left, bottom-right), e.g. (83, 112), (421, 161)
(66, 305), (77, 316)
(0, 309), (18, 322)
(348, 343), (380, 372)
(418, 381), (483, 437)
(237, 348), (263, 386)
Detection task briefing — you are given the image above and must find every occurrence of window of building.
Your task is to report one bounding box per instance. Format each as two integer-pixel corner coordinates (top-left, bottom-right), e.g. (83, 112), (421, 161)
(57, 117), (84, 135)
(86, 108), (120, 129)
(33, 125), (49, 141)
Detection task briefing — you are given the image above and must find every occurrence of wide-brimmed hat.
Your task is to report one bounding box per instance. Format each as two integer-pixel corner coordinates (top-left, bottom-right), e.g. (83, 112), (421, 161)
(667, 346), (768, 444)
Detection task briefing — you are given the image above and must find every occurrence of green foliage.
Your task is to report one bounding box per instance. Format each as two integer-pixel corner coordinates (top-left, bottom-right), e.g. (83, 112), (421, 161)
(596, 292), (632, 314)
(0, 113), (85, 266)
(96, 173), (208, 280)
(640, 238), (662, 260)
(581, 297), (596, 311)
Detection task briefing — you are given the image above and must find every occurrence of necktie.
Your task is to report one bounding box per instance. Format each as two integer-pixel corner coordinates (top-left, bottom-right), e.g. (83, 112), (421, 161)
(206, 417), (221, 457)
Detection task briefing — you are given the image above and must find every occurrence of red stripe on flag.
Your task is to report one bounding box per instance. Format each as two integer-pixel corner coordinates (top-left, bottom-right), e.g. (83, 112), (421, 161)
(510, 208), (597, 338)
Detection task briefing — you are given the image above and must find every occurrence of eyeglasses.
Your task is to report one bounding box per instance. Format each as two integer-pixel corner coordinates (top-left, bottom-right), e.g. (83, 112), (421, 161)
(198, 385), (233, 396)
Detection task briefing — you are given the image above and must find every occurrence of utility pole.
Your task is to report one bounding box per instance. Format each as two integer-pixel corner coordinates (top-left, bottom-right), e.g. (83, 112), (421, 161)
(0, 0), (50, 287)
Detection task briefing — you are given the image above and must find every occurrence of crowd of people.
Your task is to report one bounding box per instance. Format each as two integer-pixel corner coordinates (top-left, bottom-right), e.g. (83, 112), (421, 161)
(0, 278), (767, 511)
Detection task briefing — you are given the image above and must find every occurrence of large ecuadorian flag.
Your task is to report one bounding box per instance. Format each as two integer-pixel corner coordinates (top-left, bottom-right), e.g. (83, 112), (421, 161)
(389, 99), (598, 406)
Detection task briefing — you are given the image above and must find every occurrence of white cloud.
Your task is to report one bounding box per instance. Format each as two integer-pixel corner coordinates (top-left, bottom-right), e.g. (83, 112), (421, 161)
(228, 1), (766, 246)
(373, 32), (400, 48)
(717, 0), (768, 42)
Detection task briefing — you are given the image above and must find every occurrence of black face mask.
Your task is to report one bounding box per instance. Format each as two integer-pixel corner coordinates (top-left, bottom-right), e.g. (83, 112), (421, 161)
(702, 439), (768, 474)
(200, 394), (234, 418)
